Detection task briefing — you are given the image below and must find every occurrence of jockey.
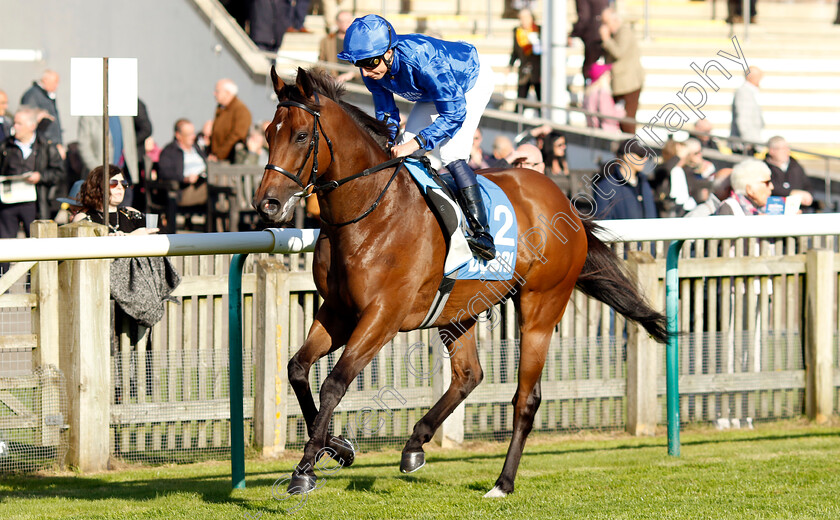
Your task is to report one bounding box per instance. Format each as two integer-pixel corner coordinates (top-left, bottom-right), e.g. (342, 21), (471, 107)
(338, 14), (497, 261)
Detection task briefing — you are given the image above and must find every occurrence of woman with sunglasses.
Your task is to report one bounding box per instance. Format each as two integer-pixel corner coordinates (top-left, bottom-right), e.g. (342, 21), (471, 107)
(338, 14), (497, 260)
(72, 164), (158, 235)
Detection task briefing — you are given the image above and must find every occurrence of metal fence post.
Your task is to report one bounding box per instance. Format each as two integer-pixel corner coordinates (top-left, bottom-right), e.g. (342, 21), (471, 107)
(229, 253), (248, 489)
(665, 240), (684, 457)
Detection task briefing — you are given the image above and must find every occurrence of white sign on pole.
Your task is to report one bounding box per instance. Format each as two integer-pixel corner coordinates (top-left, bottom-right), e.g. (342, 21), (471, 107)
(70, 57), (138, 116)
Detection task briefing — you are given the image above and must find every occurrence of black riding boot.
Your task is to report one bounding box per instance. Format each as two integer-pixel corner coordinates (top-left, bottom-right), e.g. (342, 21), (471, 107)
(459, 184), (496, 260)
(447, 160), (496, 261)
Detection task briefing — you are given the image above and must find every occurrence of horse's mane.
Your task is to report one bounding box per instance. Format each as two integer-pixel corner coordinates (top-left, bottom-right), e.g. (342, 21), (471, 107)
(278, 68), (391, 151)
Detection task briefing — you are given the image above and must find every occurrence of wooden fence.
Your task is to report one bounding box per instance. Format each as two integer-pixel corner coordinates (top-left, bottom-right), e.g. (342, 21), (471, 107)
(2, 221), (838, 470)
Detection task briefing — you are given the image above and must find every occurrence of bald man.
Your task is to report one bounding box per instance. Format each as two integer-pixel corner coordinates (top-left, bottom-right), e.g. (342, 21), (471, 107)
(210, 79), (252, 162)
(511, 143), (545, 174)
(730, 66), (764, 156)
(21, 69), (63, 148)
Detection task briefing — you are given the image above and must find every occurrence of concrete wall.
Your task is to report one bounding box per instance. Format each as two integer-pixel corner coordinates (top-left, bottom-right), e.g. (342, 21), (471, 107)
(1, 0), (277, 147)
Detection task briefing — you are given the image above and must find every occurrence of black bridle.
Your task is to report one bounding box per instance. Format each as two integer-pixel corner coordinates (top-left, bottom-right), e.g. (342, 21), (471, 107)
(264, 92), (335, 195)
(263, 92), (408, 227)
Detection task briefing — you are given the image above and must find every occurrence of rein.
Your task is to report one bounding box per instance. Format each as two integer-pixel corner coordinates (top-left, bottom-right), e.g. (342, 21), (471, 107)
(264, 92), (409, 228)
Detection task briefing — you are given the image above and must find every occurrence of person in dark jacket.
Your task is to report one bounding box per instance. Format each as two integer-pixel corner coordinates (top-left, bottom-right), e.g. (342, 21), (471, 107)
(20, 70), (63, 154)
(0, 90), (11, 142)
(569, 0), (609, 81)
(763, 135), (813, 211)
(157, 119), (208, 232)
(0, 107), (65, 234)
(593, 138), (658, 220)
(509, 8), (542, 114)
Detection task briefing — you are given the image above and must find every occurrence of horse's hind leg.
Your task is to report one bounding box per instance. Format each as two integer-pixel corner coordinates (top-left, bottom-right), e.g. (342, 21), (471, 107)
(485, 287), (574, 498)
(288, 305), (355, 464)
(401, 320), (483, 473)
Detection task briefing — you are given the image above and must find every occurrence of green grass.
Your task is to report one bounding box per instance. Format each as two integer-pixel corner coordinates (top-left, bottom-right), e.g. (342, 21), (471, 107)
(3, 420), (840, 519)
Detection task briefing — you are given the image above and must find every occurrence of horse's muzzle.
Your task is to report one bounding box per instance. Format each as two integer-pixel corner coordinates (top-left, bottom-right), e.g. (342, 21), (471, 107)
(255, 195), (298, 223)
(256, 197), (283, 222)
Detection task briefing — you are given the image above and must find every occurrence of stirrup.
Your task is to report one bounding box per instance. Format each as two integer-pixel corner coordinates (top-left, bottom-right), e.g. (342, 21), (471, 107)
(467, 231), (496, 261)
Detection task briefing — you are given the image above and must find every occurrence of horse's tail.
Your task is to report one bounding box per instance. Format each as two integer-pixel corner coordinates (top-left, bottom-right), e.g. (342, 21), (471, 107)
(575, 219), (670, 344)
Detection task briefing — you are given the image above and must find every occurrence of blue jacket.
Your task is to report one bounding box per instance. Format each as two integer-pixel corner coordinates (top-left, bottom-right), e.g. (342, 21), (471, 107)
(593, 162), (658, 220)
(363, 34), (480, 150)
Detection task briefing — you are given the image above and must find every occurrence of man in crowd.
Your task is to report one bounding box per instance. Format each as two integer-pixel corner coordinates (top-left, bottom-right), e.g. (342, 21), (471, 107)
(593, 139), (657, 220)
(318, 10), (357, 84)
(764, 135), (814, 210)
(730, 67), (764, 156)
(209, 79), (252, 163)
(21, 69), (63, 157)
(0, 107), (65, 239)
(715, 159), (773, 216)
(77, 112), (139, 206)
(511, 143), (545, 174)
(158, 118), (209, 232)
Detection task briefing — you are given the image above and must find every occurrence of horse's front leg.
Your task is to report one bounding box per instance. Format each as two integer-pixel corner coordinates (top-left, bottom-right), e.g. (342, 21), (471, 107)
(288, 304), (354, 461)
(289, 304), (402, 493)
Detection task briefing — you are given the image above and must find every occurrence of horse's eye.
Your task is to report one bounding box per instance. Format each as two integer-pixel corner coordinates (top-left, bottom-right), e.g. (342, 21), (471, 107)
(295, 132), (308, 143)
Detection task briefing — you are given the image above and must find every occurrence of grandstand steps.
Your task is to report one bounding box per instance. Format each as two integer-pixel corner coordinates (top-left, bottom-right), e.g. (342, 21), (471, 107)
(277, 0), (840, 151)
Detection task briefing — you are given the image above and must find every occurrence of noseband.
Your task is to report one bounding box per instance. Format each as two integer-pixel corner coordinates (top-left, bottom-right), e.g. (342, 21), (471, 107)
(264, 92), (335, 196)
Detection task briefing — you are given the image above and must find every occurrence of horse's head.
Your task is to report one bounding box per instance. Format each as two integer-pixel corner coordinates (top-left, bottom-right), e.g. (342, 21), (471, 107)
(254, 66), (335, 223)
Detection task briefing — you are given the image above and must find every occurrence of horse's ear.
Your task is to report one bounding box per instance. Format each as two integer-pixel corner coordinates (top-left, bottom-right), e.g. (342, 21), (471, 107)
(295, 67), (314, 98)
(270, 65), (285, 96)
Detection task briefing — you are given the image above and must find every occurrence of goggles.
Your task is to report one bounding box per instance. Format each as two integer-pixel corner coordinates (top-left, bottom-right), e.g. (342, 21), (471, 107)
(355, 55), (384, 70)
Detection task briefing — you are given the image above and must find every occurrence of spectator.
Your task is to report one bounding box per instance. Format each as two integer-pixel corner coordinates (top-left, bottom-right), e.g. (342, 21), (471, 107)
(690, 119), (720, 151)
(491, 135), (516, 168)
(286, 0), (312, 33)
(715, 159), (772, 215)
(593, 138), (657, 220)
(250, 0), (289, 51)
(599, 8), (644, 134)
(77, 113), (139, 206)
(134, 99), (154, 201)
(651, 138), (683, 217)
(236, 124), (270, 165)
(0, 106), (65, 235)
(569, 0), (609, 81)
(763, 136), (814, 210)
(509, 8), (542, 114)
(54, 179), (84, 225)
(20, 69), (63, 155)
(542, 132), (570, 177)
(685, 167), (732, 218)
(71, 164), (179, 403)
(511, 143), (545, 174)
(210, 79), (252, 163)
(158, 119), (209, 219)
(319, 10), (357, 84)
(582, 63), (623, 132)
(196, 120), (213, 156)
(727, 0), (757, 24)
(0, 90), (11, 142)
(730, 66), (764, 156)
(73, 165), (157, 234)
(468, 128), (493, 170)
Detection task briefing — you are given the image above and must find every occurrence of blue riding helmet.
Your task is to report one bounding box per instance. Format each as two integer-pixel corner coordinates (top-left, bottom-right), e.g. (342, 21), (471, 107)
(337, 14), (398, 64)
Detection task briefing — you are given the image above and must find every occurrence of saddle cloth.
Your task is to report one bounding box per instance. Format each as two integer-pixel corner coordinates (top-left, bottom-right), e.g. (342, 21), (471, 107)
(403, 158), (518, 282)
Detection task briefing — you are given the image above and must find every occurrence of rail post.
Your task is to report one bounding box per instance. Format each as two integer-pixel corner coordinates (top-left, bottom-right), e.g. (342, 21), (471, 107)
(665, 240), (685, 456)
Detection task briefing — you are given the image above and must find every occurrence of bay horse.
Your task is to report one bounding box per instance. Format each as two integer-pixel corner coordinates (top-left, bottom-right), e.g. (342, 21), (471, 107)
(254, 66), (668, 497)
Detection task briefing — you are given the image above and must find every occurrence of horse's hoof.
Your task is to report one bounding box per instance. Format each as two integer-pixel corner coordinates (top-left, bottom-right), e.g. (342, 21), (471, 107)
(483, 485), (508, 498)
(400, 451), (425, 473)
(287, 473), (317, 494)
(328, 435), (355, 467)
